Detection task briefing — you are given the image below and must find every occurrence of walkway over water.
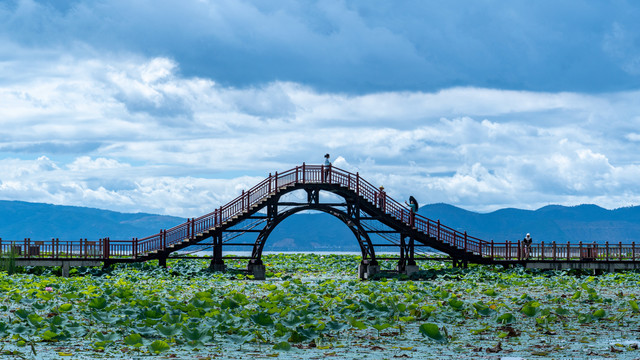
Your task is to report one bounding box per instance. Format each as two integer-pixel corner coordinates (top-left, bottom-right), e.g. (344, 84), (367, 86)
(2, 164), (639, 278)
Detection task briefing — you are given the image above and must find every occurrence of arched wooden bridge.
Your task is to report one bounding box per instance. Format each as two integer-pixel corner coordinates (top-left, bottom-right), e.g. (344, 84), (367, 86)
(2, 164), (640, 278)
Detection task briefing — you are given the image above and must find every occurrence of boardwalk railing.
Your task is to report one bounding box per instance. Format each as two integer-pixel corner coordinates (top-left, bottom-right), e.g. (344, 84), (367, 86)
(2, 164), (639, 263)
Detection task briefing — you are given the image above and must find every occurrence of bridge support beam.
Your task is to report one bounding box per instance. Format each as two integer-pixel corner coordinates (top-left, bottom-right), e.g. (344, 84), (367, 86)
(158, 256), (167, 268)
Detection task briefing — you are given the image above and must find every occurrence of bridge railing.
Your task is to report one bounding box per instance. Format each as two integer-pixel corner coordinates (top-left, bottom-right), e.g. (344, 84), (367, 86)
(0, 238), (105, 260)
(481, 241), (640, 261)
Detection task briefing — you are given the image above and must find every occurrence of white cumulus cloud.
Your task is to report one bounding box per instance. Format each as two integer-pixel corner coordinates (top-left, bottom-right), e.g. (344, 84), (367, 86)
(1, 51), (640, 215)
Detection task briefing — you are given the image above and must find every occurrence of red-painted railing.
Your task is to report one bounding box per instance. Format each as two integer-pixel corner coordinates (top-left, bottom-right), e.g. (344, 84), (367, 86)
(2, 164), (639, 263)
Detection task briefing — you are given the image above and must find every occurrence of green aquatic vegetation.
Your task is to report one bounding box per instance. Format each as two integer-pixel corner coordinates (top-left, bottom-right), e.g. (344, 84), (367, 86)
(1, 254), (640, 358)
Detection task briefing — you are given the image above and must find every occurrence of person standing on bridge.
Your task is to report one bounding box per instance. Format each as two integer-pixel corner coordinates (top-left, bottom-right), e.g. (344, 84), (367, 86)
(523, 233), (533, 259)
(323, 153), (331, 182)
(405, 196), (418, 227)
(378, 186), (386, 212)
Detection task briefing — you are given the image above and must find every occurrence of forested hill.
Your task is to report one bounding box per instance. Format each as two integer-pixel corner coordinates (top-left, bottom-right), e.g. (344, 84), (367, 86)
(1, 200), (638, 250)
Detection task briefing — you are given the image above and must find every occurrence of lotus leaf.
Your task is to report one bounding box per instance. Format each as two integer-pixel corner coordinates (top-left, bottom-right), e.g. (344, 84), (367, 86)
(123, 333), (143, 347)
(419, 323), (447, 343)
(87, 297), (107, 310)
(497, 313), (515, 324)
(148, 340), (170, 354)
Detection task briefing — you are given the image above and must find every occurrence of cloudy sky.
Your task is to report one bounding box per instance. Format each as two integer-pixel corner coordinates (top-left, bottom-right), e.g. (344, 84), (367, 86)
(1, 0), (640, 217)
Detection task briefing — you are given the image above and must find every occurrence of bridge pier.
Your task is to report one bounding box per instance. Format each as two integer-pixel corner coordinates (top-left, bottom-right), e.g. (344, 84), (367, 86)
(404, 264), (420, 276)
(61, 261), (70, 277)
(358, 259), (379, 280)
(247, 259), (266, 280)
(209, 260), (226, 272)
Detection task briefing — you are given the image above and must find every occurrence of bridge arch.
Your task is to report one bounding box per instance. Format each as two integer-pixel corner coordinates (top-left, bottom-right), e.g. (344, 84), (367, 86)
(237, 183), (379, 277)
(247, 203), (376, 266)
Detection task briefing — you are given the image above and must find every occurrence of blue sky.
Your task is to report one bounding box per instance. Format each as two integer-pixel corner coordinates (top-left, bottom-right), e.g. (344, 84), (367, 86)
(1, 0), (640, 216)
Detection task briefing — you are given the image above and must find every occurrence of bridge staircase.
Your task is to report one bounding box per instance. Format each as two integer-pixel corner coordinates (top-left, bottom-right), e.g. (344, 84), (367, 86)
(132, 165), (488, 271)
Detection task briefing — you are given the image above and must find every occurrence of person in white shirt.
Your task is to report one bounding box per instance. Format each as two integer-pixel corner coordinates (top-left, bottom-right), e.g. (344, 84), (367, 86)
(323, 153), (331, 181)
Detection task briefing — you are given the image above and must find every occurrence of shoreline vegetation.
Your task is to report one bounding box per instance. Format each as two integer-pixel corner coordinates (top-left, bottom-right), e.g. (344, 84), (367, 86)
(1, 253), (640, 358)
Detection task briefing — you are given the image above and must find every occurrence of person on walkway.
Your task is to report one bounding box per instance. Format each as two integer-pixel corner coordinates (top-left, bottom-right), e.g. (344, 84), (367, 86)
(523, 233), (533, 259)
(378, 186), (386, 212)
(323, 153), (331, 182)
(405, 196), (418, 227)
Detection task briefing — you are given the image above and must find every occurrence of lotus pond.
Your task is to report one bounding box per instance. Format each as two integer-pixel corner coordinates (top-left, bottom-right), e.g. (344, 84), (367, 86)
(2, 254), (640, 359)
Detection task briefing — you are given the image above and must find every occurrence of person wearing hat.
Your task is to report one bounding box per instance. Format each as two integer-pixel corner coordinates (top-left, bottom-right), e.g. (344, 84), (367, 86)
(323, 153), (331, 182)
(523, 233), (533, 259)
(377, 186), (386, 212)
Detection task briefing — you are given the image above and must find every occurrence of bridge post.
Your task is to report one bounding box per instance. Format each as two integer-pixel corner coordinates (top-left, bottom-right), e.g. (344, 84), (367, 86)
(268, 173), (272, 193)
(105, 238), (109, 260)
(210, 232), (226, 272)
(579, 241), (582, 260)
(397, 236), (406, 273)
(464, 231), (467, 251)
(356, 172), (359, 194)
(633, 242), (636, 261)
(302, 163), (306, 183)
(620, 242), (623, 261)
(490, 240), (494, 259)
(405, 236), (418, 275)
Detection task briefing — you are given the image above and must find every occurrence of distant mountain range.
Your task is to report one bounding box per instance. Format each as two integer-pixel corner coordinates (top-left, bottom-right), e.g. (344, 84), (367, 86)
(0, 200), (184, 242)
(1, 200), (639, 251)
(419, 203), (640, 246)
